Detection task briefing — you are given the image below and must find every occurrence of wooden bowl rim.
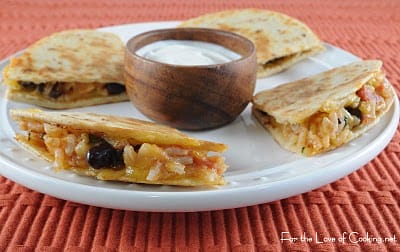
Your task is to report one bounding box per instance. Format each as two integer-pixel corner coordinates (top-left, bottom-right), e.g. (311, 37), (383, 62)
(125, 27), (256, 68)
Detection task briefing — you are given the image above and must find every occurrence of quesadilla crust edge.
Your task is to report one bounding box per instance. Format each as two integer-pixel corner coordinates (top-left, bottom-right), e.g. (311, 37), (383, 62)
(179, 8), (325, 77)
(10, 109), (227, 152)
(252, 60), (395, 156)
(4, 29), (125, 84)
(253, 60), (383, 124)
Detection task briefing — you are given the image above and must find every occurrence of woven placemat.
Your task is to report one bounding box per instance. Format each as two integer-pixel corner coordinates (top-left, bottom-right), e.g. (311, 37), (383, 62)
(1, 0), (399, 251)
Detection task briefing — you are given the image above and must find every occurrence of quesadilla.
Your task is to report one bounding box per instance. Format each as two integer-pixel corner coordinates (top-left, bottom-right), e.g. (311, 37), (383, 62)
(2, 29), (128, 109)
(10, 109), (228, 186)
(252, 60), (394, 156)
(179, 8), (325, 78)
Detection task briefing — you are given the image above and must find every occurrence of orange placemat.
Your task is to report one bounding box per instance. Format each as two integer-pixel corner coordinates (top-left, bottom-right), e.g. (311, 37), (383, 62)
(1, 0), (399, 251)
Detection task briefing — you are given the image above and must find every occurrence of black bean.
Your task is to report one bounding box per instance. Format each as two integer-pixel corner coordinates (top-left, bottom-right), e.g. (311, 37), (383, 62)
(87, 141), (124, 169)
(20, 81), (37, 91)
(133, 144), (142, 152)
(105, 83), (126, 95)
(49, 83), (64, 99)
(345, 107), (362, 120)
(38, 83), (45, 93)
(88, 134), (103, 144)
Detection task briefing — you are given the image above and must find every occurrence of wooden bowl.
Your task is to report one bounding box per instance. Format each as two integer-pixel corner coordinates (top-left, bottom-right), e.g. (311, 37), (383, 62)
(124, 28), (257, 130)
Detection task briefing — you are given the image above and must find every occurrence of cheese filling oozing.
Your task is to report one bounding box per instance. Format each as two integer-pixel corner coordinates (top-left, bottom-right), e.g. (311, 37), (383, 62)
(16, 121), (227, 184)
(258, 72), (392, 156)
(15, 81), (125, 102)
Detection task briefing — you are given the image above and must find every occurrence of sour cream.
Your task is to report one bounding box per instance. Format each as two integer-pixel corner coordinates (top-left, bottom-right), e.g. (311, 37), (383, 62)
(135, 40), (242, 66)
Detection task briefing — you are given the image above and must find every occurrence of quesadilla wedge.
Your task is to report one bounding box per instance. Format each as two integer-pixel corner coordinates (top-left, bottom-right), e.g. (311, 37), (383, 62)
(252, 60), (394, 156)
(10, 109), (228, 186)
(179, 8), (325, 78)
(2, 29), (128, 109)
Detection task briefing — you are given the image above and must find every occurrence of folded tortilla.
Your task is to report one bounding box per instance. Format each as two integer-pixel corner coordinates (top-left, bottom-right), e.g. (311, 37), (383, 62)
(10, 109), (228, 186)
(179, 8), (325, 78)
(2, 29), (128, 109)
(252, 60), (395, 156)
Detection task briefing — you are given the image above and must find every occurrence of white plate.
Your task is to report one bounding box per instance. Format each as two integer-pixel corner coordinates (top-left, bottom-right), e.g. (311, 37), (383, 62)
(0, 21), (398, 212)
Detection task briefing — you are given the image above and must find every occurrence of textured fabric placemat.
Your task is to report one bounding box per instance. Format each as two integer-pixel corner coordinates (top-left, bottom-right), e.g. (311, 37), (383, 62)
(1, 0), (399, 251)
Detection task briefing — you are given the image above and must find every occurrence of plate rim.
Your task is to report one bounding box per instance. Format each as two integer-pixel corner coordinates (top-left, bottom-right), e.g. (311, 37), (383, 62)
(0, 20), (398, 212)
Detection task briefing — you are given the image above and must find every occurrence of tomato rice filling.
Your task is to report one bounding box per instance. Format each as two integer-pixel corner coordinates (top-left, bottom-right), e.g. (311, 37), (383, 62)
(258, 72), (392, 155)
(16, 121), (227, 184)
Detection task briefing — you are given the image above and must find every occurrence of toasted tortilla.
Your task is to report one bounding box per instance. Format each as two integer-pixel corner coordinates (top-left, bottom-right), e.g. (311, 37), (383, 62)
(2, 29), (128, 108)
(179, 8), (325, 78)
(252, 60), (395, 156)
(11, 109), (228, 186)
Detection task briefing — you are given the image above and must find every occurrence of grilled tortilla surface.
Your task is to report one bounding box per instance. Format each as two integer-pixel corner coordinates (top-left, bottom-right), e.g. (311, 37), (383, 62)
(179, 8), (325, 78)
(252, 60), (395, 156)
(11, 109), (228, 186)
(3, 29), (128, 109)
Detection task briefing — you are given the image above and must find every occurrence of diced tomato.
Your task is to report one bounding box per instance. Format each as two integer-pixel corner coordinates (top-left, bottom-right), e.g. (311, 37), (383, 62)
(356, 85), (384, 104)
(357, 85), (373, 101)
